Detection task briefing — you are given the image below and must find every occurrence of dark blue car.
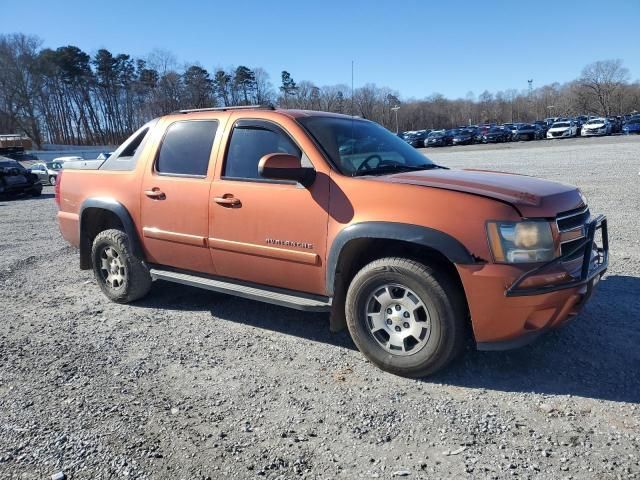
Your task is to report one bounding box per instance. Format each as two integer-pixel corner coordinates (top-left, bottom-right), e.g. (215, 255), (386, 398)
(623, 119), (640, 134)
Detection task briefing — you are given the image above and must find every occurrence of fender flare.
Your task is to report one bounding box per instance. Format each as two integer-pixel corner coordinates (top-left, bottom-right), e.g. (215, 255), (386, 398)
(79, 198), (143, 268)
(326, 221), (475, 295)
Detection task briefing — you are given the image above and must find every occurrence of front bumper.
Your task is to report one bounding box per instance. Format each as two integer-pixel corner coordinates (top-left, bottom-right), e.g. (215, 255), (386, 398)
(457, 215), (608, 350)
(582, 129), (607, 136)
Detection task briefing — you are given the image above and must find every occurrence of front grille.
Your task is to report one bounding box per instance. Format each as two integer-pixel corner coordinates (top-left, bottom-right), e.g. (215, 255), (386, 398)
(557, 206), (591, 263)
(560, 237), (587, 261)
(551, 131), (564, 137)
(557, 206), (590, 231)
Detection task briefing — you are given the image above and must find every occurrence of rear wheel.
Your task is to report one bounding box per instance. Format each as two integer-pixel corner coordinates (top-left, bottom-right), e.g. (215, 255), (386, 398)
(345, 257), (466, 377)
(91, 229), (152, 303)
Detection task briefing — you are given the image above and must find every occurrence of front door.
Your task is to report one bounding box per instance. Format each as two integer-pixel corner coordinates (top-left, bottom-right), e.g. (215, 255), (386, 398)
(209, 118), (329, 295)
(140, 119), (220, 274)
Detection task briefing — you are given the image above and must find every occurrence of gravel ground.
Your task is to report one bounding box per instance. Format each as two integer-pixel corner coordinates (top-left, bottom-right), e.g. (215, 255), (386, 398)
(1, 135), (639, 479)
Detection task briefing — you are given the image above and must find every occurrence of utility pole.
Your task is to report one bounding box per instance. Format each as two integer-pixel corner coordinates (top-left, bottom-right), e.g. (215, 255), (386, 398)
(528, 79), (534, 120)
(391, 105), (400, 133)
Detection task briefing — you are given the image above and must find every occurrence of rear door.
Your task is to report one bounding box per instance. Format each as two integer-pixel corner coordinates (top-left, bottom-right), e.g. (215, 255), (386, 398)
(140, 119), (221, 274)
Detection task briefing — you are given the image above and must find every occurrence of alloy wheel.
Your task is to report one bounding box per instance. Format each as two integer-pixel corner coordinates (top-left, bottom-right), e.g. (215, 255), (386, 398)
(364, 283), (431, 356)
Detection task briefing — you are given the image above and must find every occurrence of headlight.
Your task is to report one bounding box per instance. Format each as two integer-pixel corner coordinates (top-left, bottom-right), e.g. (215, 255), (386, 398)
(487, 221), (555, 263)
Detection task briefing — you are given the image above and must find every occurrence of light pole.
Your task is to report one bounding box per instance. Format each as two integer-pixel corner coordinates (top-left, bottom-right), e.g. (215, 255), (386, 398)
(547, 105), (555, 119)
(391, 105), (400, 134)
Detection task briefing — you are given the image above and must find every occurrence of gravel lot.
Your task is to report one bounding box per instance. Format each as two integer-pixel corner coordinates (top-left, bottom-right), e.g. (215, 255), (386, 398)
(1, 135), (639, 479)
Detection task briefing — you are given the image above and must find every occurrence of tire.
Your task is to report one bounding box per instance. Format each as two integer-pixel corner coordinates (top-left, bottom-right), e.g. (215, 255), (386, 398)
(91, 229), (152, 303)
(49, 175), (56, 186)
(345, 257), (467, 377)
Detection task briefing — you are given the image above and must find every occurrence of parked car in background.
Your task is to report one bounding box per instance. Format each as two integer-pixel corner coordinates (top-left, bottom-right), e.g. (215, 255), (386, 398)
(547, 121), (578, 139)
(512, 124), (540, 141)
(622, 118), (640, 135)
(452, 128), (477, 145)
(0, 159), (42, 197)
(502, 123), (516, 140)
(29, 161), (64, 185)
(607, 117), (621, 134)
(482, 126), (510, 143)
(581, 118), (611, 137)
(53, 156), (83, 163)
(405, 130), (430, 148)
(425, 130), (452, 147)
(533, 120), (549, 137)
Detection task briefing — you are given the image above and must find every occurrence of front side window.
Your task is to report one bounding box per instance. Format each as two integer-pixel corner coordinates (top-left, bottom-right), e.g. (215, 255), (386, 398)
(223, 122), (300, 180)
(156, 120), (218, 176)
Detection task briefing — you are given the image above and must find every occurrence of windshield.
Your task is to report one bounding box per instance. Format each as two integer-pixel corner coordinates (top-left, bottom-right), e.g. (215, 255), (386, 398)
(428, 131), (444, 138)
(488, 127), (503, 133)
(553, 122), (570, 128)
(46, 162), (63, 170)
(297, 116), (435, 176)
(517, 125), (533, 130)
(586, 119), (605, 125)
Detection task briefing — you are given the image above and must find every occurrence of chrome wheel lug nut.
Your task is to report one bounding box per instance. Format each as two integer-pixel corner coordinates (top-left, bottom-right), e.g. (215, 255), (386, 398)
(386, 319), (392, 326)
(403, 311), (410, 318)
(386, 308), (393, 314)
(395, 305), (401, 311)
(403, 322), (410, 328)
(394, 326), (401, 332)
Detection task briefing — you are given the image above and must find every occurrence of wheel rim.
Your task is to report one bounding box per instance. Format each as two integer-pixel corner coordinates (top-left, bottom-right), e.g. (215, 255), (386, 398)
(364, 283), (431, 356)
(99, 246), (126, 290)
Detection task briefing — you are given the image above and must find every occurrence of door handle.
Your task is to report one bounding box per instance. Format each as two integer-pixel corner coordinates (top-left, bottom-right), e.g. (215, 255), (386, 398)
(144, 188), (166, 200)
(214, 195), (241, 207)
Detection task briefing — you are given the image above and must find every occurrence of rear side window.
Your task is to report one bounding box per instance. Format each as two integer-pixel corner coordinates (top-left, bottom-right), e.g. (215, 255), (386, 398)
(223, 123), (300, 180)
(156, 120), (218, 176)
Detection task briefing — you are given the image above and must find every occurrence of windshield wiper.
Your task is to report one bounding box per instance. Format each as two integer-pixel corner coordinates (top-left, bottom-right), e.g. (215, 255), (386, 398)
(353, 163), (447, 177)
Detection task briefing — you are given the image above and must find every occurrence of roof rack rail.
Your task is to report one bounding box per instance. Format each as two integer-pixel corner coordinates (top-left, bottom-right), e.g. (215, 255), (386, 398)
(176, 105), (275, 114)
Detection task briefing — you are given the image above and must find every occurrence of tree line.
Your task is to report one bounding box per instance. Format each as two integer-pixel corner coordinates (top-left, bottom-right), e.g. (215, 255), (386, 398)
(1, 33), (638, 147)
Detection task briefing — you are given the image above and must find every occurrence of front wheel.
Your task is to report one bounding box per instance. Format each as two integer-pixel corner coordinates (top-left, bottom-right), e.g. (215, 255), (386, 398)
(345, 258), (467, 377)
(91, 229), (152, 303)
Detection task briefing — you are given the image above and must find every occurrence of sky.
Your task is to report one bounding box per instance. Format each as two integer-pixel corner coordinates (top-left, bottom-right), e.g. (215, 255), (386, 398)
(2, 0), (639, 100)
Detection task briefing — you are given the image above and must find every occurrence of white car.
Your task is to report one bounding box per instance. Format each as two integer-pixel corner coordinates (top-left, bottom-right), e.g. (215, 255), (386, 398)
(581, 118), (611, 136)
(52, 155), (83, 163)
(546, 121), (577, 139)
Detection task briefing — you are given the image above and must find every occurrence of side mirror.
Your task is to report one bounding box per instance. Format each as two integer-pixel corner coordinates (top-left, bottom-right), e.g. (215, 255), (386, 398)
(258, 153), (316, 187)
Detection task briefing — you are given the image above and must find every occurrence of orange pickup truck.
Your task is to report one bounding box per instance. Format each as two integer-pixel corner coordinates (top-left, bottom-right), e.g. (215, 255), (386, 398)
(56, 106), (608, 377)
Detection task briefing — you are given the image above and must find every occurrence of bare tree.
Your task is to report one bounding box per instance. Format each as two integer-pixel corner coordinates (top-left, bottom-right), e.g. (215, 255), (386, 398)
(580, 59), (630, 116)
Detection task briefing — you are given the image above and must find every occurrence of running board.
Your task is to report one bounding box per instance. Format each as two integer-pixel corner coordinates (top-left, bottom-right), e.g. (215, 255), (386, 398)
(149, 268), (332, 312)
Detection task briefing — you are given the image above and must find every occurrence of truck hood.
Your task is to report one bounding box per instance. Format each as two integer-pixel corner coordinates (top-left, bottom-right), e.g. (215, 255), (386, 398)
(373, 168), (584, 217)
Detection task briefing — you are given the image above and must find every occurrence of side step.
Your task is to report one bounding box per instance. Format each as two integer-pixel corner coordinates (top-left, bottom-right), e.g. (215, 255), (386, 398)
(149, 268), (332, 312)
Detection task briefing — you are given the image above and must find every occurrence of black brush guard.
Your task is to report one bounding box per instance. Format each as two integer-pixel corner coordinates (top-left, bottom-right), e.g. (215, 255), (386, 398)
(506, 214), (608, 297)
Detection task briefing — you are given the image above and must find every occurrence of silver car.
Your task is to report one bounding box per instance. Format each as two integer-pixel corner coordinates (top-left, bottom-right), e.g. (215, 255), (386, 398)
(30, 161), (64, 185)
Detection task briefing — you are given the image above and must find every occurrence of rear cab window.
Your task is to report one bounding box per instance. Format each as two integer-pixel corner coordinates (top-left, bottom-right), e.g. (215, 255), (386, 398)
(155, 120), (219, 177)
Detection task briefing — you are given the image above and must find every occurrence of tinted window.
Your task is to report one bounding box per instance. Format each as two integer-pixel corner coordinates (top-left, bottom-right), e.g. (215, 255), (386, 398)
(223, 124), (300, 180)
(156, 121), (218, 176)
